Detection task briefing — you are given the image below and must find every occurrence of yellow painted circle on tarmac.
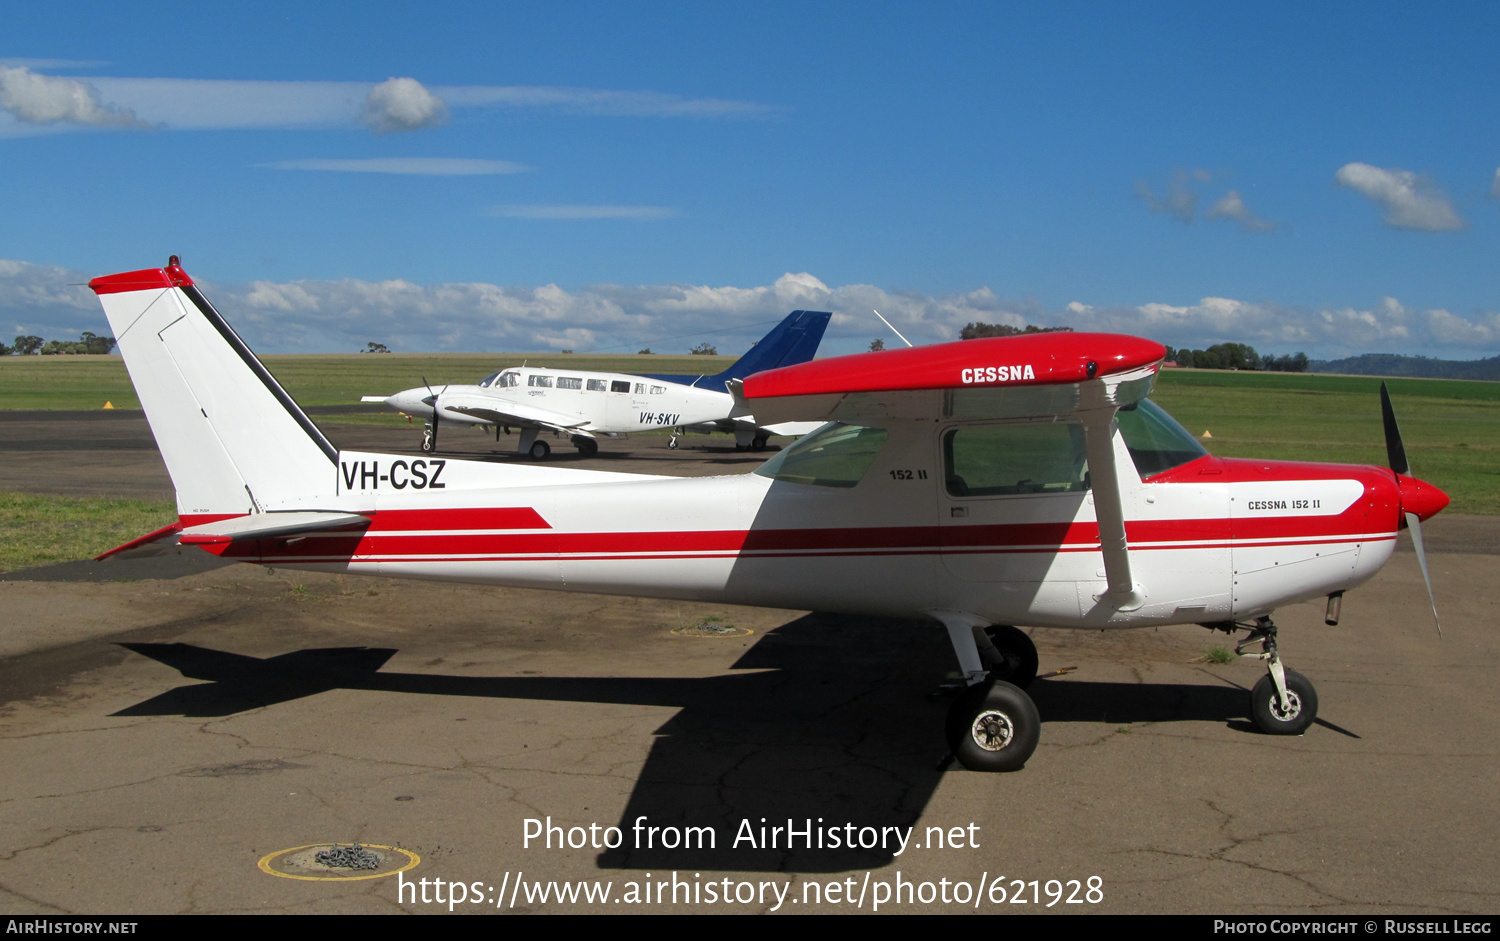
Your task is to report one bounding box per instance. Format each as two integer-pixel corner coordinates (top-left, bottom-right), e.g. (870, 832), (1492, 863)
(671, 625), (755, 638)
(258, 843), (420, 882)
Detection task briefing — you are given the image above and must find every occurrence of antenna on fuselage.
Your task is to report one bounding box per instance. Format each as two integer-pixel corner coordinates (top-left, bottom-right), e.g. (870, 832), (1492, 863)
(873, 309), (913, 348)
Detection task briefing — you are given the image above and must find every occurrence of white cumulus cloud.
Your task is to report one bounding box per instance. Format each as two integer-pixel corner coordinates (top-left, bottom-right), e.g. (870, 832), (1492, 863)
(1335, 162), (1464, 231)
(0, 66), (148, 128)
(361, 77), (449, 134)
(1205, 190), (1276, 232)
(3, 257), (1496, 360)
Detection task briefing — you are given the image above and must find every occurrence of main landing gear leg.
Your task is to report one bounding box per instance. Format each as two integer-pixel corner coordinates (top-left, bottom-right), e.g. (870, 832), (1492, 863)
(421, 421), (436, 453)
(668, 426), (682, 450)
(1237, 615), (1319, 735)
(934, 614), (1041, 772)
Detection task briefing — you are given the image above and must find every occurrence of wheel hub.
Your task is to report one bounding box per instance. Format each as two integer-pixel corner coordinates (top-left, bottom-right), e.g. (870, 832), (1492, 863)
(970, 710), (1015, 751)
(1270, 690), (1302, 722)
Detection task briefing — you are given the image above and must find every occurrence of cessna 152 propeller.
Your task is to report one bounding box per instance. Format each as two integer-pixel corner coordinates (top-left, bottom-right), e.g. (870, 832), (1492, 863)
(89, 260), (1448, 772)
(364, 308), (831, 459)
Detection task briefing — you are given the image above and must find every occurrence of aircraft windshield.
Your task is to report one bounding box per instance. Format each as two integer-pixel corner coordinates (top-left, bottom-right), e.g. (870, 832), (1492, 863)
(1116, 399), (1208, 477)
(479, 372), (501, 388)
(754, 423), (888, 488)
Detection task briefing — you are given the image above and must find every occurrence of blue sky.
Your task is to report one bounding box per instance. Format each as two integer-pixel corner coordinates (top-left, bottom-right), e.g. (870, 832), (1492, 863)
(2, 1), (1498, 359)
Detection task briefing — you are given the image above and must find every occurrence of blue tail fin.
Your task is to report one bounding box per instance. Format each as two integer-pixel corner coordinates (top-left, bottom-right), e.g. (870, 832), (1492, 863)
(649, 310), (831, 389)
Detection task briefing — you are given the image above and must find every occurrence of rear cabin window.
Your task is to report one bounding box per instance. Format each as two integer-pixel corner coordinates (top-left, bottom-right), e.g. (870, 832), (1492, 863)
(611, 381), (631, 393)
(650, 385), (666, 394)
(587, 379), (608, 392)
(944, 422), (1090, 497)
(556, 377), (583, 390)
(754, 423), (889, 488)
(1116, 399), (1208, 478)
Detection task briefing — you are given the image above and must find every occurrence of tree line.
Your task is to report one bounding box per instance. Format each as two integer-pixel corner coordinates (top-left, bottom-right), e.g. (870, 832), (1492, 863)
(1164, 343), (1308, 372)
(1, 332), (118, 356)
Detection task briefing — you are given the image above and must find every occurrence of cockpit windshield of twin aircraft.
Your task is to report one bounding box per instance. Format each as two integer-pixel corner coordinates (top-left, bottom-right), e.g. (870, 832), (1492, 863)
(754, 399), (1207, 491)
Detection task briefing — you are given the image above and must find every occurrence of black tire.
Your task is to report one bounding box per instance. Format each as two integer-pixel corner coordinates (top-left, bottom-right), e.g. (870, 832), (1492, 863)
(667, 438), (679, 450)
(574, 438), (598, 458)
(528, 439), (551, 461)
(945, 679), (1040, 772)
(751, 434), (769, 451)
(421, 432), (436, 453)
(1250, 670), (1318, 735)
(982, 625), (1039, 690)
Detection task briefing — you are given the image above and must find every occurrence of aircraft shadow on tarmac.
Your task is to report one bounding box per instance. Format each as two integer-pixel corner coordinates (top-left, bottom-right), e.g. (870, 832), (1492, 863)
(113, 615), (1344, 872)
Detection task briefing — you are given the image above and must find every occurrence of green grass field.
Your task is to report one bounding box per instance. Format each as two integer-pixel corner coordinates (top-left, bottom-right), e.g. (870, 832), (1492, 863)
(0, 352), (738, 411)
(0, 490), (175, 571)
(2, 355), (1496, 513)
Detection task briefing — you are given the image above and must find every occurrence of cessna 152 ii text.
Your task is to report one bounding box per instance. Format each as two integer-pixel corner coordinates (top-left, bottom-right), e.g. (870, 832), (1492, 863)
(90, 259), (1449, 772)
(364, 308), (831, 459)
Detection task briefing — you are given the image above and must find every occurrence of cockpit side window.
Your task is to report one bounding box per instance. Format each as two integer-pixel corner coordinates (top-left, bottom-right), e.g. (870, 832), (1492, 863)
(754, 422), (888, 488)
(1116, 399), (1208, 478)
(497, 372), (520, 388)
(943, 422), (1089, 497)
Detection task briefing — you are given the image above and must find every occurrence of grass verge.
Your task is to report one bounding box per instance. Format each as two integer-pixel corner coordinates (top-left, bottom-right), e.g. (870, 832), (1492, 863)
(0, 490), (175, 572)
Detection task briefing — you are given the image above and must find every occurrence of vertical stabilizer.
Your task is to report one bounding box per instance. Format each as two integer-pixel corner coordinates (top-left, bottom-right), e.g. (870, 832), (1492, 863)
(89, 262), (337, 520)
(648, 310), (832, 388)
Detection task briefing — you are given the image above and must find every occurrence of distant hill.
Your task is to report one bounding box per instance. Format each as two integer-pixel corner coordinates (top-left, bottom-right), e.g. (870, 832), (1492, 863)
(1310, 353), (1500, 381)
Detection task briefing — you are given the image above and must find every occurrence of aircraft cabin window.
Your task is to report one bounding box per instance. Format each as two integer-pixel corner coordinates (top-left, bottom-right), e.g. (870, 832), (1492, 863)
(1116, 399), (1208, 478)
(556, 377), (583, 390)
(528, 375), (554, 388)
(634, 383), (646, 394)
(943, 422), (1090, 497)
(587, 379), (608, 392)
(611, 380), (631, 393)
(650, 385), (666, 395)
(754, 422), (889, 488)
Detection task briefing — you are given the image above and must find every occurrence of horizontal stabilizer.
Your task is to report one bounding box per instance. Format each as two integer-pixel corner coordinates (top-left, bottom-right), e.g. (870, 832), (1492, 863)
(178, 511), (371, 546)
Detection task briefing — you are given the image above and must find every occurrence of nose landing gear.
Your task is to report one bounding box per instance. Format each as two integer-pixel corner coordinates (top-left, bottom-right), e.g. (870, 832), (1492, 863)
(1236, 616), (1319, 735)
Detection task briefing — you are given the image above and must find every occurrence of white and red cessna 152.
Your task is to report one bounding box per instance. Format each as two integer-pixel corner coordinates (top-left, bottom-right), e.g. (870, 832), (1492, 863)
(91, 259), (1449, 772)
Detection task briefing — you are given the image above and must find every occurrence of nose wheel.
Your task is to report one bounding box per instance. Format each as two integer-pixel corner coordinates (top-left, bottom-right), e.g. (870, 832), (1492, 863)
(1235, 616), (1319, 735)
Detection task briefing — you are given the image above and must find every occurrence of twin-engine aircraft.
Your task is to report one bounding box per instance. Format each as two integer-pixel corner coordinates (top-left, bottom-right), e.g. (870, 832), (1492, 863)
(90, 259), (1448, 772)
(364, 309), (831, 459)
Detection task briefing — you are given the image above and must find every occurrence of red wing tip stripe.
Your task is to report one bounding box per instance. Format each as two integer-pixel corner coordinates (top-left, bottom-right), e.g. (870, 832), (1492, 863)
(89, 266), (195, 295)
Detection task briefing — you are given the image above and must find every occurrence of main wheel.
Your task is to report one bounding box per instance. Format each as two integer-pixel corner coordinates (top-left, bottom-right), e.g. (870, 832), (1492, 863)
(1250, 670), (1318, 735)
(421, 429), (436, 453)
(982, 625), (1039, 689)
(574, 438), (598, 458)
(945, 679), (1040, 772)
(751, 434), (769, 451)
(528, 439), (551, 460)
(667, 437), (679, 450)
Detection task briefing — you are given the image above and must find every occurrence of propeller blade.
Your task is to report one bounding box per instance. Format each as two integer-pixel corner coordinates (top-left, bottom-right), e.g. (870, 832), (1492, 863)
(1379, 381), (1409, 476)
(1405, 511), (1441, 636)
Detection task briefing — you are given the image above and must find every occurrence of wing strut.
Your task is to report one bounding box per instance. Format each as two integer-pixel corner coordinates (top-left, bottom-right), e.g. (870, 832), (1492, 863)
(1080, 384), (1145, 612)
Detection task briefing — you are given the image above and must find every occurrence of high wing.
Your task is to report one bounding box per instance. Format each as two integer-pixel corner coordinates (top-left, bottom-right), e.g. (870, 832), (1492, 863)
(740, 332), (1167, 610)
(437, 391), (595, 438)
